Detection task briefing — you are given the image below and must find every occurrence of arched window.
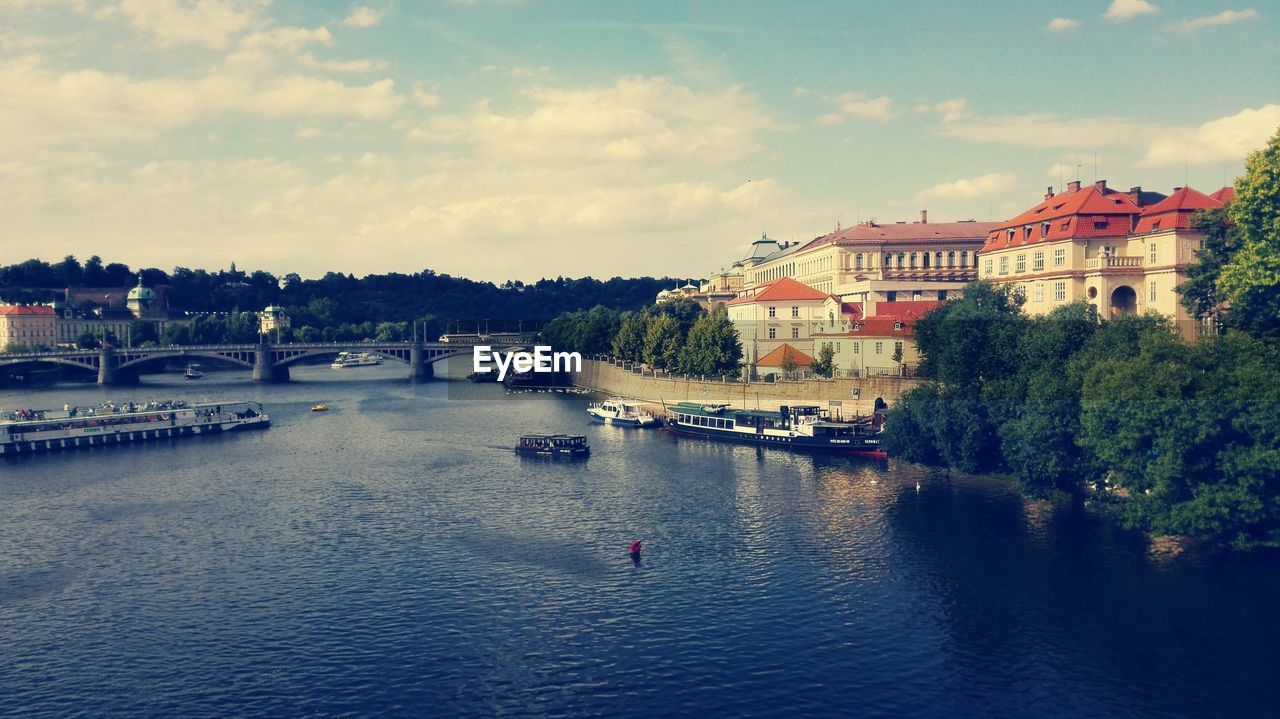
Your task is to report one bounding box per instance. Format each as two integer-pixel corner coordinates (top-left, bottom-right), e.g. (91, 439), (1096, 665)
(910, 252), (918, 268)
(935, 252), (943, 267)
(897, 252), (905, 268)
(884, 253), (893, 268)
(961, 251), (969, 267)
(922, 253), (930, 268)
(855, 253), (864, 270)
(947, 251), (955, 267)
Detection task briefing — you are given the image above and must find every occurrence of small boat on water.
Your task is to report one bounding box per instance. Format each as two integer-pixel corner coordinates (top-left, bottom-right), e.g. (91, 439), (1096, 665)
(1, 400), (269, 456)
(663, 402), (886, 457)
(331, 351), (384, 369)
(183, 364), (203, 380)
(515, 434), (590, 458)
(311, 404), (329, 412)
(587, 397), (659, 427)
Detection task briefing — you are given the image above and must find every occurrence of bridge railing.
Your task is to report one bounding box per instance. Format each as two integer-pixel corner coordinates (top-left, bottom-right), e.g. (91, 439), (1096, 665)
(1, 338), (537, 361)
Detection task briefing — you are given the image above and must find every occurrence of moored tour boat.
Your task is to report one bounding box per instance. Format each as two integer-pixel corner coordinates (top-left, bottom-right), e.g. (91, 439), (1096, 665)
(183, 363), (204, 380)
(1, 400), (269, 456)
(515, 434), (590, 458)
(311, 404), (329, 412)
(586, 397), (659, 427)
(663, 402), (886, 457)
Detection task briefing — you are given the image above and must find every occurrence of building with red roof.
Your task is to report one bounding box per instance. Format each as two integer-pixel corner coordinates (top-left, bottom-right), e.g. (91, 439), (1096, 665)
(736, 214), (996, 314)
(0, 305), (57, 351)
(726, 277), (839, 373)
(810, 301), (938, 377)
(978, 179), (1232, 337)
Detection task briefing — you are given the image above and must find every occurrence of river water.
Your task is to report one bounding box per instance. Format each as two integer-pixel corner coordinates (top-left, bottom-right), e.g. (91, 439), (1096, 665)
(2, 364), (1279, 718)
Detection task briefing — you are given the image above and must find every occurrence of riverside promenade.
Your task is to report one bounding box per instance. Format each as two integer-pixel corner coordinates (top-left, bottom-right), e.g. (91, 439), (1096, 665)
(570, 358), (922, 414)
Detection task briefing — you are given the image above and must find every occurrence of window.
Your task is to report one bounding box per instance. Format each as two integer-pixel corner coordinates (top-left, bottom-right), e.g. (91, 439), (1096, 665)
(961, 251), (969, 267)
(922, 253), (930, 268)
(938, 290), (948, 302)
(1053, 248), (1066, 267)
(912, 290), (921, 301)
(1053, 281), (1066, 302)
(894, 341), (904, 357)
(790, 306), (799, 318)
(768, 306), (776, 318)
(935, 252), (943, 268)
(910, 252), (918, 268)
(875, 342), (883, 355)
(947, 251), (955, 267)
(1007, 230), (1015, 242)
(1041, 222), (1050, 238)
(1016, 254), (1026, 273)
(853, 342), (860, 354)
(1149, 243), (1157, 264)
(998, 256), (1009, 275)
(791, 327), (800, 339)
(897, 252), (905, 268)
(884, 253), (893, 268)
(983, 259), (993, 276)
(1033, 250), (1044, 271)
(855, 253), (864, 270)
(886, 291), (897, 302)
(768, 327), (776, 339)
(1033, 283), (1044, 302)
(1149, 280), (1157, 302)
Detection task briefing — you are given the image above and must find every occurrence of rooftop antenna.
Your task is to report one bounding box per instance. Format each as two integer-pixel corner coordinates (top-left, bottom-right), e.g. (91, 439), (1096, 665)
(1059, 162), (1063, 191)
(1076, 163), (1083, 182)
(1093, 151), (1098, 183)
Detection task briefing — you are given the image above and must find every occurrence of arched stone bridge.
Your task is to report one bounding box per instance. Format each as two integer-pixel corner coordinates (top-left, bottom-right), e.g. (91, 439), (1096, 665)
(0, 338), (535, 385)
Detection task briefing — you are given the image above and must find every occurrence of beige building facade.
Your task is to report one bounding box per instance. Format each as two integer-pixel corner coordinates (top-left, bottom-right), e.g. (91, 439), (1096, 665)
(978, 181), (1230, 336)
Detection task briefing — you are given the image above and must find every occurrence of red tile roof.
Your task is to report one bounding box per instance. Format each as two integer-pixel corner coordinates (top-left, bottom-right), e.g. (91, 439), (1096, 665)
(0, 305), (56, 316)
(798, 220), (997, 254)
(1133, 186), (1224, 234)
(756, 343), (813, 367)
(1208, 186), (1236, 204)
(982, 181), (1146, 252)
(726, 277), (832, 305)
(873, 301), (940, 319)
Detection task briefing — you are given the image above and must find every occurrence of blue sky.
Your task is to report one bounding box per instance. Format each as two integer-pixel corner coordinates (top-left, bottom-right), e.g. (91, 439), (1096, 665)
(2, 0), (1277, 282)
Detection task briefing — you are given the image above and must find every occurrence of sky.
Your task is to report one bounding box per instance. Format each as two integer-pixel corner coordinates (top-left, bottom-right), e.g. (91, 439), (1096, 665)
(1, 0), (1278, 283)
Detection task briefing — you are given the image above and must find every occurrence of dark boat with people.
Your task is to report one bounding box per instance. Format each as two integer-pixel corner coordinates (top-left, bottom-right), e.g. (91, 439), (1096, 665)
(663, 402), (886, 458)
(515, 434), (590, 458)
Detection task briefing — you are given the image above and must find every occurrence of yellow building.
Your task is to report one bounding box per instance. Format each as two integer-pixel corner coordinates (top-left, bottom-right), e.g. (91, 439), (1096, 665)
(978, 180), (1231, 336)
(742, 214), (994, 304)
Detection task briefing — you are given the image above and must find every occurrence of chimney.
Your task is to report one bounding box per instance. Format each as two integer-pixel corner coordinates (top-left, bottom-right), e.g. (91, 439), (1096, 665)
(1094, 179), (1107, 191)
(1045, 185), (1055, 200)
(1067, 180), (1082, 192)
(920, 209), (928, 224)
(1127, 186), (1143, 206)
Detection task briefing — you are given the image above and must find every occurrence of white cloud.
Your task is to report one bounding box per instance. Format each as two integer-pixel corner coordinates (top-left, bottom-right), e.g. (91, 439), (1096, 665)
(341, 6), (383, 28)
(1141, 104), (1280, 167)
(915, 172), (1019, 202)
(412, 87), (441, 108)
(916, 97), (968, 123)
(1105, 0), (1158, 21)
(832, 91), (894, 122)
(1046, 17), (1081, 31)
(298, 53), (387, 73)
(1169, 9), (1260, 32)
(105, 0), (264, 50)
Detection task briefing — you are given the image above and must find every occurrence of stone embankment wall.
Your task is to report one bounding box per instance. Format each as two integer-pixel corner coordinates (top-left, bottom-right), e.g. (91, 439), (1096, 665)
(570, 360), (923, 414)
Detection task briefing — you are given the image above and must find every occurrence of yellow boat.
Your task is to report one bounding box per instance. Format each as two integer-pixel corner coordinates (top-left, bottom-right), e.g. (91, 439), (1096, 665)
(311, 404), (329, 412)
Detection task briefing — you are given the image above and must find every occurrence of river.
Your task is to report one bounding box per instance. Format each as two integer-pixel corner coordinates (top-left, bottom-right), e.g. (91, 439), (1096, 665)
(2, 364), (1279, 718)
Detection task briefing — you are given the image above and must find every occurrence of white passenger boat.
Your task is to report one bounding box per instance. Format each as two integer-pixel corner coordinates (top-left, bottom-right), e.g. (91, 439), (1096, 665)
(330, 351), (384, 369)
(1, 401), (269, 456)
(586, 397), (660, 427)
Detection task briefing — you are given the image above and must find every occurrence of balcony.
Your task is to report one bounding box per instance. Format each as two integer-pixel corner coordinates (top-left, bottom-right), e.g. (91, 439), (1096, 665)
(1084, 256), (1143, 270)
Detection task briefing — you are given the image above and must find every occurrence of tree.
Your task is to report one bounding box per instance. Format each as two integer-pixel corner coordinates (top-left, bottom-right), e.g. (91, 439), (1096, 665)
(612, 312), (647, 361)
(810, 342), (836, 378)
(678, 308), (741, 376)
(1216, 124), (1280, 340)
(1176, 208), (1239, 330)
(642, 314), (682, 370)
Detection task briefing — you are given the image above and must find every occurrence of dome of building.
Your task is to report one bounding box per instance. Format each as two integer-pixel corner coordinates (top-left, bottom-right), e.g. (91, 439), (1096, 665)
(127, 277), (155, 301)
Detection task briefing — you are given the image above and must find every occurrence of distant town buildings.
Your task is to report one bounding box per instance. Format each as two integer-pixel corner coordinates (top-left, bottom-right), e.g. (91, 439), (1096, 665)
(0, 305), (56, 351)
(259, 305), (290, 335)
(978, 180), (1232, 337)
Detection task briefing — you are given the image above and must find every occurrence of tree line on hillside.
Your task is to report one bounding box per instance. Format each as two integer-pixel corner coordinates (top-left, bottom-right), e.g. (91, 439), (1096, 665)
(539, 297), (743, 377)
(0, 258), (690, 344)
(882, 128), (1280, 548)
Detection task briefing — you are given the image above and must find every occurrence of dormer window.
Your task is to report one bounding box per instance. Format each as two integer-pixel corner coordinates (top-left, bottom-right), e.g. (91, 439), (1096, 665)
(893, 321), (903, 331)
(852, 322), (862, 332)
(1023, 226), (1032, 240)
(1007, 230), (1015, 242)
(1041, 222), (1050, 238)
(1092, 216), (1107, 229)
(1151, 220), (1161, 231)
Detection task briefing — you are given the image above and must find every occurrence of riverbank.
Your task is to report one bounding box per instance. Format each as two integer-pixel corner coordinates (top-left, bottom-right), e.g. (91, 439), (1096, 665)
(570, 359), (922, 414)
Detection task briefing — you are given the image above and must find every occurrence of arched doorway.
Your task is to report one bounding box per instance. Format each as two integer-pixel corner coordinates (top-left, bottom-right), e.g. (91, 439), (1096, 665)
(1110, 286), (1137, 315)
